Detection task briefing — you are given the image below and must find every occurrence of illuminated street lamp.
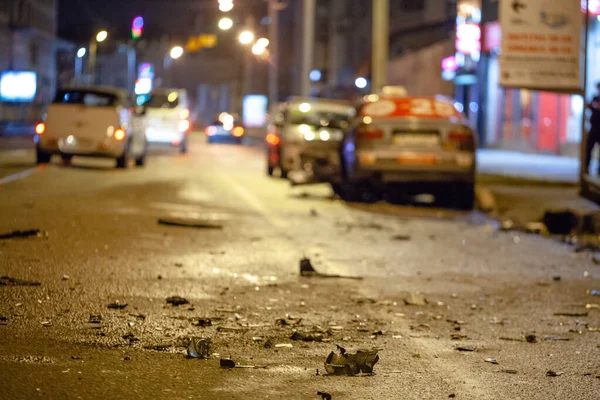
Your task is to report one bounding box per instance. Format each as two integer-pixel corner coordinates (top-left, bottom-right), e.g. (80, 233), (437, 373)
(355, 77), (368, 89)
(219, 0), (234, 12)
(77, 47), (86, 58)
(75, 48), (86, 84)
(89, 30), (108, 84)
(218, 17), (234, 30)
(170, 46), (184, 59)
(256, 38), (269, 47)
(252, 43), (266, 55)
(239, 31), (254, 45)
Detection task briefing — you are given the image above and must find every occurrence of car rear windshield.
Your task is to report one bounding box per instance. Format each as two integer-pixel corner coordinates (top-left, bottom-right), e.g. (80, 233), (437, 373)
(54, 90), (119, 107)
(289, 111), (350, 129)
(146, 93), (179, 109)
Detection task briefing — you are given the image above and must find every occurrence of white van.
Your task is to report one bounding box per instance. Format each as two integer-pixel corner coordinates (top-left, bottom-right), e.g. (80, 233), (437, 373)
(35, 86), (147, 168)
(142, 89), (191, 153)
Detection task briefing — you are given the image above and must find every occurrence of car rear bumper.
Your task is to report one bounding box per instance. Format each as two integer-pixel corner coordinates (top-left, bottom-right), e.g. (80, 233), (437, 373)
(145, 128), (184, 144)
(36, 136), (125, 157)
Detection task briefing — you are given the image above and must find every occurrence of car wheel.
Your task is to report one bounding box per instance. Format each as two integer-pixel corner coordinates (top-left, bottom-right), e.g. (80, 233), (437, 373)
(180, 138), (188, 154)
(280, 167), (288, 179)
(116, 145), (129, 169)
(61, 154), (73, 165)
(36, 149), (51, 164)
(454, 182), (475, 211)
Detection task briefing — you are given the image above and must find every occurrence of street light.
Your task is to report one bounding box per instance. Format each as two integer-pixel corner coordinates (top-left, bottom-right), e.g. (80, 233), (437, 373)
(256, 38), (269, 47)
(252, 43), (266, 55)
(96, 30), (108, 42)
(170, 46), (184, 59)
(75, 47), (86, 84)
(77, 47), (86, 58)
(239, 31), (254, 45)
(355, 77), (368, 89)
(89, 30), (108, 85)
(218, 17), (233, 30)
(219, 0), (233, 12)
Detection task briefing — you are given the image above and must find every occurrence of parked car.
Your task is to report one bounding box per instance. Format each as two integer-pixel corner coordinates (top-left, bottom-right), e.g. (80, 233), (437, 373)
(338, 95), (476, 209)
(142, 88), (191, 153)
(34, 86), (147, 168)
(266, 97), (354, 179)
(205, 113), (245, 144)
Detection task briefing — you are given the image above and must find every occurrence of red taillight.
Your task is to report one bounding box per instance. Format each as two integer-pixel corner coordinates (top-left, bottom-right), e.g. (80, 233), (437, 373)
(178, 120), (190, 133)
(114, 128), (126, 141)
(447, 127), (474, 151)
(232, 126), (244, 137)
(266, 132), (280, 146)
(357, 124), (383, 140)
(35, 123), (45, 135)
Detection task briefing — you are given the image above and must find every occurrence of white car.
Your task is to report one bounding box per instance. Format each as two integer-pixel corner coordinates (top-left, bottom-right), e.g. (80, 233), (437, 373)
(35, 86), (147, 168)
(142, 89), (191, 153)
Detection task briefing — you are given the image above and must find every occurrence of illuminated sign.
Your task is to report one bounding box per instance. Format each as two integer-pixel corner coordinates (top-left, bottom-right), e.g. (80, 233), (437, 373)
(582, 0), (600, 16)
(456, 22), (481, 55)
(0, 71), (37, 102)
(243, 95), (268, 128)
(441, 56), (458, 72)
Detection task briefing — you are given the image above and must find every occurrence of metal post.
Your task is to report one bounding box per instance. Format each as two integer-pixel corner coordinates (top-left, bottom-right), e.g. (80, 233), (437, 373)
(268, 1), (279, 105)
(580, 0), (591, 187)
(372, 0), (389, 94)
(127, 45), (137, 93)
(75, 57), (82, 84)
(88, 39), (97, 85)
(300, 0), (315, 96)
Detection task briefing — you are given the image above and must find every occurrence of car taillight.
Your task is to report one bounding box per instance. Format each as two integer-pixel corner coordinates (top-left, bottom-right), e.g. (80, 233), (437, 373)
(35, 123), (45, 135)
(205, 126), (217, 136)
(114, 128), (126, 141)
(232, 126), (244, 137)
(447, 127), (474, 151)
(266, 132), (280, 146)
(180, 109), (190, 119)
(178, 119), (190, 132)
(357, 123), (383, 140)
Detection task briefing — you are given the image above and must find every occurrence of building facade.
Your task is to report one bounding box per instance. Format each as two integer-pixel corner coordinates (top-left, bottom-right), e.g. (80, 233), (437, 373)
(0, 0), (58, 125)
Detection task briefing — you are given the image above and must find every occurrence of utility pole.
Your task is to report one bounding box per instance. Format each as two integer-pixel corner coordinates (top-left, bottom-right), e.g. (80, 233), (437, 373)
(300, 0), (315, 97)
(372, 0), (389, 94)
(268, 1), (278, 106)
(88, 39), (97, 85)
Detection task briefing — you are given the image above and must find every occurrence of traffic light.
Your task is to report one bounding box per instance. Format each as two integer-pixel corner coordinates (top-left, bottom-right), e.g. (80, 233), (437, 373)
(132, 16), (144, 40)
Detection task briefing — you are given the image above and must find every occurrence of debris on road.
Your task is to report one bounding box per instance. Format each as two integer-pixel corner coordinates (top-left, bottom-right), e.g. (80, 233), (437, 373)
(499, 337), (524, 342)
(324, 346), (379, 376)
(525, 334), (538, 343)
(275, 343), (293, 348)
(166, 296), (189, 306)
(317, 392), (332, 400)
(455, 346), (475, 352)
(88, 314), (102, 324)
(122, 333), (139, 343)
(498, 369), (518, 374)
(543, 336), (571, 341)
(546, 370), (563, 377)
(391, 234), (411, 241)
(158, 216), (223, 230)
(485, 358), (498, 364)
(187, 338), (211, 359)
(290, 331), (324, 342)
(451, 334), (467, 341)
(107, 302), (128, 310)
(0, 276), (41, 286)
(404, 292), (427, 306)
(276, 316), (302, 326)
(193, 318), (212, 327)
(554, 312), (588, 317)
(264, 337), (274, 348)
(0, 229), (42, 240)
(41, 321), (52, 327)
(299, 258), (363, 280)
(143, 344), (171, 351)
(220, 358), (236, 369)
(61, 275), (69, 281)
(552, 276), (561, 281)
(542, 210), (578, 235)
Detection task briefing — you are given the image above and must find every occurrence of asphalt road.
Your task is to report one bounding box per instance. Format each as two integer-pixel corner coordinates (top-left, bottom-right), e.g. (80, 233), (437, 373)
(0, 133), (599, 399)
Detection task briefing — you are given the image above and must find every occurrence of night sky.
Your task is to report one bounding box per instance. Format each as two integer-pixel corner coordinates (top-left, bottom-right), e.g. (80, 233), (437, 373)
(58, 0), (266, 43)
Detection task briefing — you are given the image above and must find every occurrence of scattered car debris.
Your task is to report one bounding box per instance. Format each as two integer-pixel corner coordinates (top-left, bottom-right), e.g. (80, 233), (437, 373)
(455, 346), (476, 352)
(88, 314), (102, 324)
(130, 313), (146, 320)
(485, 358), (498, 364)
(525, 334), (538, 343)
(61, 275), (70, 281)
(451, 334), (467, 341)
(290, 331), (324, 342)
(499, 337), (524, 342)
(158, 216), (223, 230)
(0, 229), (42, 240)
(543, 336), (571, 341)
(275, 343), (293, 348)
(166, 296), (189, 306)
(187, 338), (211, 359)
(546, 370), (563, 377)
(404, 292), (427, 306)
(299, 258), (362, 280)
(324, 346), (379, 376)
(276, 316), (302, 326)
(41, 321), (52, 327)
(107, 302), (128, 310)
(0, 276), (41, 286)
(317, 392), (332, 400)
(143, 344), (171, 351)
(123, 356), (131, 361)
(542, 210), (578, 235)
(497, 369), (518, 374)
(220, 358), (236, 369)
(391, 234), (411, 241)
(193, 318), (212, 327)
(554, 312), (588, 317)
(448, 394), (456, 399)
(122, 333), (139, 343)
(71, 355), (83, 360)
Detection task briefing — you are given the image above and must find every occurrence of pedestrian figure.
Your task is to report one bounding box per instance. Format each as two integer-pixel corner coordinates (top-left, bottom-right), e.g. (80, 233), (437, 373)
(585, 82), (600, 175)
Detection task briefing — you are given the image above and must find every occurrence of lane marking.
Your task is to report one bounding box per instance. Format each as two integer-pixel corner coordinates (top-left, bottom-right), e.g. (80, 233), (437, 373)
(0, 166), (44, 186)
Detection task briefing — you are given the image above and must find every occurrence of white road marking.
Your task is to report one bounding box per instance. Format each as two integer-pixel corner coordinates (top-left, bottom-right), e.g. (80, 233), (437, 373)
(0, 166), (43, 186)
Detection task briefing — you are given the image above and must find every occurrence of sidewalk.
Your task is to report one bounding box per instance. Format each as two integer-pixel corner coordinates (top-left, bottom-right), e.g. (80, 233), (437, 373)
(476, 149), (579, 185)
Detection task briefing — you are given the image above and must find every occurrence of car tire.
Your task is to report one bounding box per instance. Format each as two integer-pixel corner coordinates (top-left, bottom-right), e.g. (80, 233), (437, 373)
(280, 168), (288, 179)
(61, 154), (73, 165)
(180, 138), (188, 154)
(454, 182), (475, 211)
(36, 149), (51, 165)
(116, 146), (129, 169)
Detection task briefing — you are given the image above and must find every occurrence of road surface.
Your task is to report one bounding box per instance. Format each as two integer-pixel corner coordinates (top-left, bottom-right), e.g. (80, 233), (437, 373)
(0, 133), (598, 399)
